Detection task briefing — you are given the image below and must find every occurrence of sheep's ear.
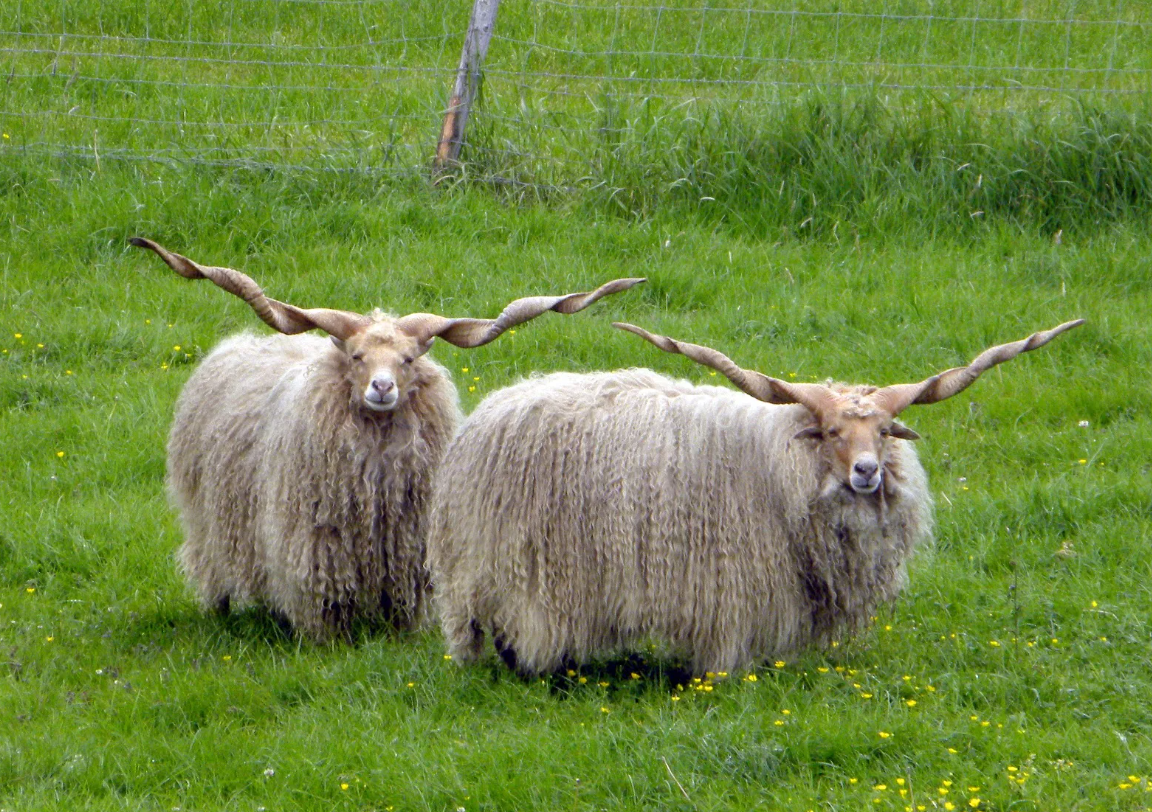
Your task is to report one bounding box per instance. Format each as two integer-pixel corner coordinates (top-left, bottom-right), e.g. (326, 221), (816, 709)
(330, 335), (346, 352)
(792, 426), (824, 441)
(889, 423), (920, 441)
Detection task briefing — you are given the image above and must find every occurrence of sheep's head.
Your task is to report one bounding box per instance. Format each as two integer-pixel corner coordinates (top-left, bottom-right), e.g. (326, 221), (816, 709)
(614, 319), (1084, 496)
(131, 237), (645, 413)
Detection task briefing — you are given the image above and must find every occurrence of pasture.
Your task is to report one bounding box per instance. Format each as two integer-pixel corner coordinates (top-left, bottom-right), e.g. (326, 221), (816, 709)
(3, 0), (1152, 809)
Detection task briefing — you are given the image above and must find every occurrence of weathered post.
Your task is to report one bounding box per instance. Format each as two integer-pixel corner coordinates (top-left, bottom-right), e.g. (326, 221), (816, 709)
(435, 0), (502, 169)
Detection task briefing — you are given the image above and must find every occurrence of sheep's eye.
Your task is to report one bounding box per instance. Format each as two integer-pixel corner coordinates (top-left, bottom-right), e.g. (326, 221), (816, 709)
(401, 356), (414, 366)
(351, 352), (365, 363)
(879, 427), (891, 437)
(825, 427), (840, 438)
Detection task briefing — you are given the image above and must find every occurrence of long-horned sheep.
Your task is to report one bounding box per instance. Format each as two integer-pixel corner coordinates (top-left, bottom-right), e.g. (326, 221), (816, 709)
(427, 318), (1083, 673)
(131, 237), (643, 641)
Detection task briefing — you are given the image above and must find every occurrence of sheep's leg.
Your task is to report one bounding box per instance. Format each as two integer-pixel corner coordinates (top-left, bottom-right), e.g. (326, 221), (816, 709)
(442, 614), (485, 663)
(493, 629), (518, 671)
(212, 594), (231, 615)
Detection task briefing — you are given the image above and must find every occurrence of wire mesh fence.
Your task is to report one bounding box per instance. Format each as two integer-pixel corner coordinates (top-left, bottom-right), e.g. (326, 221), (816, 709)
(2, 0), (1149, 182)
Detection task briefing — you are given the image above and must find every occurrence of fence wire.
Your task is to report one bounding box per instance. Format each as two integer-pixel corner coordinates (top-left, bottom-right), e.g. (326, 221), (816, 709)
(2, 0), (1149, 179)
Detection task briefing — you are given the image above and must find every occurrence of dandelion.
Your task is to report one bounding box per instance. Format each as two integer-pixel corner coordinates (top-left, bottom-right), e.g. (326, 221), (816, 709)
(774, 660), (785, 668)
(989, 640), (1000, 647)
(461, 367), (469, 373)
(817, 667), (829, 673)
(1007, 766), (1018, 773)
(942, 781), (952, 787)
(630, 672), (641, 680)
(600, 706), (610, 713)
(65, 370), (73, 375)
(849, 778), (859, 785)
(340, 783), (349, 791)
(981, 721), (990, 727)
(14, 333), (21, 339)
(906, 700), (917, 707)
(37, 343), (43, 348)
(26, 587), (35, 594)
(1129, 776), (1139, 783)
(671, 695), (680, 702)
(884, 625), (892, 631)
(473, 377), (479, 382)
(944, 804), (954, 811)
(878, 731), (891, 739)
(161, 363), (169, 370)
(567, 669), (577, 677)
(173, 345), (181, 351)
(2, 133), (8, 139)
(468, 386), (476, 393)
(1119, 783), (1132, 790)
(774, 719), (784, 726)
(46, 636), (54, 642)
(874, 784), (888, 791)
(407, 682), (415, 688)
(939, 788), (949, 795)
(744, 674), (757, 682)
(578, 676), (587, 684)
(967, 787), (980, 792)
(781, 709), (790, 715)
(902, 675), (911, 682)
(509, 329), (516, 335)
(926, 685), (936, 692)
(860, 693), (873, 699)
(1078, 458), (1087, 464)
(598, 681), (609, 688)
(56, 451), (65, 458)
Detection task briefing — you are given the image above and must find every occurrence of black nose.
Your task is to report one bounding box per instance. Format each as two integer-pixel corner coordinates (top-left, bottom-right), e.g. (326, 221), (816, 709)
(853, 459), (879, 478)
(371, 378), (395, 395)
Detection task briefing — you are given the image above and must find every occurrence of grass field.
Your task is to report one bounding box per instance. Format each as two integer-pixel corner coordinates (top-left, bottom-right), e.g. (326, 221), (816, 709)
(1, 160), (1150, 811)
(3, 0), (1152, 810)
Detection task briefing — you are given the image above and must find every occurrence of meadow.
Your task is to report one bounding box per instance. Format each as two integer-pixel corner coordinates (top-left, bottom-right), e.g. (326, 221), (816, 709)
(3, 0), (1152, 810)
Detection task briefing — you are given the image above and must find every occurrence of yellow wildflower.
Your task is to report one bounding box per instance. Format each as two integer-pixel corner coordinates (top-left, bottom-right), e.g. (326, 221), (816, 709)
(878, 731), (891, 739)
(906, 699), (917, 707)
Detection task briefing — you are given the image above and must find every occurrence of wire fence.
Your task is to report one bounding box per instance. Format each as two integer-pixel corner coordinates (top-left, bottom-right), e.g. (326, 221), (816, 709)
(2, 0), (1149, 180)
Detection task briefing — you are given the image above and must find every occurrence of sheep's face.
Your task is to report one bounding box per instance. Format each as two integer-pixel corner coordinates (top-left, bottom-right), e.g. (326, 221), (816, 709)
(335, 322), (433, 413)
(797, 393), (919, 495)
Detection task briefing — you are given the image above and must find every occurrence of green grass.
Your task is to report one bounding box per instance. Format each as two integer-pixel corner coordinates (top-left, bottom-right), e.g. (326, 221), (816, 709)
(1, 158), (1150, 810)
(2, 1), (1152, 808)
(3, 0), (1152, 235)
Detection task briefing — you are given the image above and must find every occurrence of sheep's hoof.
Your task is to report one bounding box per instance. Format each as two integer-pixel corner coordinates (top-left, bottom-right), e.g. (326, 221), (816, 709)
(212, 595), (231, 616)
(494, 632), (518, 671)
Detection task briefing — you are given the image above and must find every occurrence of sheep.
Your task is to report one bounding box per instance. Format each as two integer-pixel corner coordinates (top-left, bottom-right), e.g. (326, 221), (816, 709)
(130, 237), (644, 641)
(427, 318), (1083, 674)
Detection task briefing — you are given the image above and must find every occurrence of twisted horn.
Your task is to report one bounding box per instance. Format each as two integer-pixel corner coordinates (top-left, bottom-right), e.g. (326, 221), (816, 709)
(873, 319), (1085, 416)
(130, 237), (370, 341)
(612, 322), (835, 413)
(396, 277), (646, 348)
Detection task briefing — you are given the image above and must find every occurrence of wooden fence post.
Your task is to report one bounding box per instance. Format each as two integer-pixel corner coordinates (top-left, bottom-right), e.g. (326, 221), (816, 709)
(435, 0), (502, 168)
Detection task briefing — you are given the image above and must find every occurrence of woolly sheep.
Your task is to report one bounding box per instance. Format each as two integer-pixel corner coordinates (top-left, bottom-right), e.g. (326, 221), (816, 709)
(131, 237), (643, 641)
(427, 318), (1083, 673)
